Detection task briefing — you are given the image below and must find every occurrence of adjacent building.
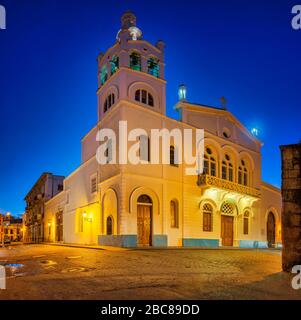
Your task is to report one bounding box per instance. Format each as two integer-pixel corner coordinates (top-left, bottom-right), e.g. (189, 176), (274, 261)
(0, 213), (23, 243)
(24, 173), (64, 243)
(42, 11), (282, 248)
(280, 142), (301, 271)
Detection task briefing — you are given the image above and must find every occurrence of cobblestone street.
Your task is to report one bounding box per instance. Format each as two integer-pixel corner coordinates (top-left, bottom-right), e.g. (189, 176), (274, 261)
(0, 245), (300, 300)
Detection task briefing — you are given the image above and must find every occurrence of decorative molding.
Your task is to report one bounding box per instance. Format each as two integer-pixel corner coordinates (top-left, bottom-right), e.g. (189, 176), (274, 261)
(198, 174), (261, 198)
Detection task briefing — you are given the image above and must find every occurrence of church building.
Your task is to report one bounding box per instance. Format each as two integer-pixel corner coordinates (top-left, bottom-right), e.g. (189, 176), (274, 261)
(44, 12), (282, 248)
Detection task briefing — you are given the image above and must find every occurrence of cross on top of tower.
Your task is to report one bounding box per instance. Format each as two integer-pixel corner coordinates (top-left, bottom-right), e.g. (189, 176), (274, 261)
(220, 96), (227, 110)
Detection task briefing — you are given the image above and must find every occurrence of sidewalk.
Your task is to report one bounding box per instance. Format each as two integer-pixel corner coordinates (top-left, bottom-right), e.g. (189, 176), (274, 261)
(40, 242), (281, 252)
(41, 242), (130, 252)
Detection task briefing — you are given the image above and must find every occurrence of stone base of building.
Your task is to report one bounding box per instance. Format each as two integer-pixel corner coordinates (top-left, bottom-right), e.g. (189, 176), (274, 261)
(239, 240), (268, 248)
(98, 235), (137, 247)
(98, 234), (168, 248)
(97, 236), (281, 249)
(183, 239), (219, 247)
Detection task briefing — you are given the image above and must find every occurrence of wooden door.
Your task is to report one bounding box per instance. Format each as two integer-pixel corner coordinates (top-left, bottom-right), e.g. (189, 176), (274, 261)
(137, 205), (152, 246)
(56, 211), (63, 242)
(221, 215), (234, 246)
(267, 212), (275, 248)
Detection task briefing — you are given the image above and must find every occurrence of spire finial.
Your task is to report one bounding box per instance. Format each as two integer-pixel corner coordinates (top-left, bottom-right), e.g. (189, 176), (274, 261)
(220, 96), (227, 110)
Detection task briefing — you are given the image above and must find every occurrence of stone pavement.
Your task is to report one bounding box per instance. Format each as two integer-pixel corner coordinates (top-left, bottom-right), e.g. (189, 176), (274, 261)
(0, 244), (300, 300)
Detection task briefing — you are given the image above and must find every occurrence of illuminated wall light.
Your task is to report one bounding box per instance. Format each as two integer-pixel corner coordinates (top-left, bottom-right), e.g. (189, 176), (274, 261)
(251, 128), (259, 137)
(178, 84), (187, 101)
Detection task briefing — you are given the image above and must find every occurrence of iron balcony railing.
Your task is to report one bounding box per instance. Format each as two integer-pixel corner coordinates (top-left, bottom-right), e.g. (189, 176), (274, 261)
(197, 174), (261, 198)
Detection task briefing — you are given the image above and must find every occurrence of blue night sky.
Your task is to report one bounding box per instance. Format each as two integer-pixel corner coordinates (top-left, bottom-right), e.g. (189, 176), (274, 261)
(0, 0), (300, 216)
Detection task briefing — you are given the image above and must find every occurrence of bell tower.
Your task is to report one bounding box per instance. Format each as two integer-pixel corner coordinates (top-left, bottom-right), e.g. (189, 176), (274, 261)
(96, 11), (166, 121)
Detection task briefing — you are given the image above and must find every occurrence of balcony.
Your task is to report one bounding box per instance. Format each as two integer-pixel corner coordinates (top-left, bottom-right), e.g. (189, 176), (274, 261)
(198, 174), (261, 198)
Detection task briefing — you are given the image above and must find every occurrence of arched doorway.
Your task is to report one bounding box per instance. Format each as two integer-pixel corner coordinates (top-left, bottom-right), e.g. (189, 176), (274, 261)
(137, 194), (152, 246)
(220, 202), (235, 246)
(267, 212), (276, 248)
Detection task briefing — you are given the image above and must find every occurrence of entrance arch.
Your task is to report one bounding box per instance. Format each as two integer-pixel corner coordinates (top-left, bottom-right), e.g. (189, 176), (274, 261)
(220, 202), (236, 246)
(267, 212), (276, 248)
(137, 194), (152, 246)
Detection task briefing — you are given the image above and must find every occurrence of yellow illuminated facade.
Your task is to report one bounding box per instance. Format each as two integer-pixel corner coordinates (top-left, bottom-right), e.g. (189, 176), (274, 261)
(44, 12), (282, 248)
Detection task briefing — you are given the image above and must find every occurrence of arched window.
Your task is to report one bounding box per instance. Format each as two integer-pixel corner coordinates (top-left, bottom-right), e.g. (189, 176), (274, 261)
(238, 160), (248, 186)
(267, 212), (276, 248)
(170, 146), (178, 167)
(103, 93), (115, 113)
(100, 65), (108, 85)
(135, 89), (154, 107)
(243, 211), (249, 235)
(110, 55), (119, 75)
(170, 200), (179, 228)
(203, 203), (213, 232)
(222, 154), (233, 182)
(147, 57), (160, 77)
(148, 93), (154, 107)
(204, 147), (216, 176)
(106, 216), (113, 235)
(137, 194), (152, 204)
(221, 202), (235, 215)
(130, 52), (141, 71)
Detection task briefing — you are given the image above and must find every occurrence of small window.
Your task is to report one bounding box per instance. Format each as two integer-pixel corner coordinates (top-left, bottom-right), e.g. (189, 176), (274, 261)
(91, 176), (97, 194)
(221, 202), (234, 215)
(103, 93), (116, 113)
(222, 128), (231, 139)
(105, 139), (113, 163)
(243, 211), (249, 235)
(222, 164), (227, 180)
(147, 57), (160, 77)
(170, 200), (179, 228)
(57, 184), (63, 191)
(110, 55), (119, 75)
(222, 155), (233, 182)
(106, 216), (113, 235)
(130, 52), (141, 71)
(148, 93), (154, 106)
(203, 147), (216, 176)
(142, 90), (147, 104)
(170, 146), (178, 167)
(204, 155), (209, 174)
(206, 147), (212, 155)
(134, 89), (154, 107)
(100, 65), (108, 85)
(238, 160), (249, 186)
(137, 194), (152, 204)
(203, 203), (213, 232)
(238, 168), (243, 185)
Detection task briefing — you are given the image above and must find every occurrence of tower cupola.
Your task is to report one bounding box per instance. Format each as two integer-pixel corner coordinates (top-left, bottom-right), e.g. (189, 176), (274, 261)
(117, 11), (142, 42)
(121, 11), (136, 29)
